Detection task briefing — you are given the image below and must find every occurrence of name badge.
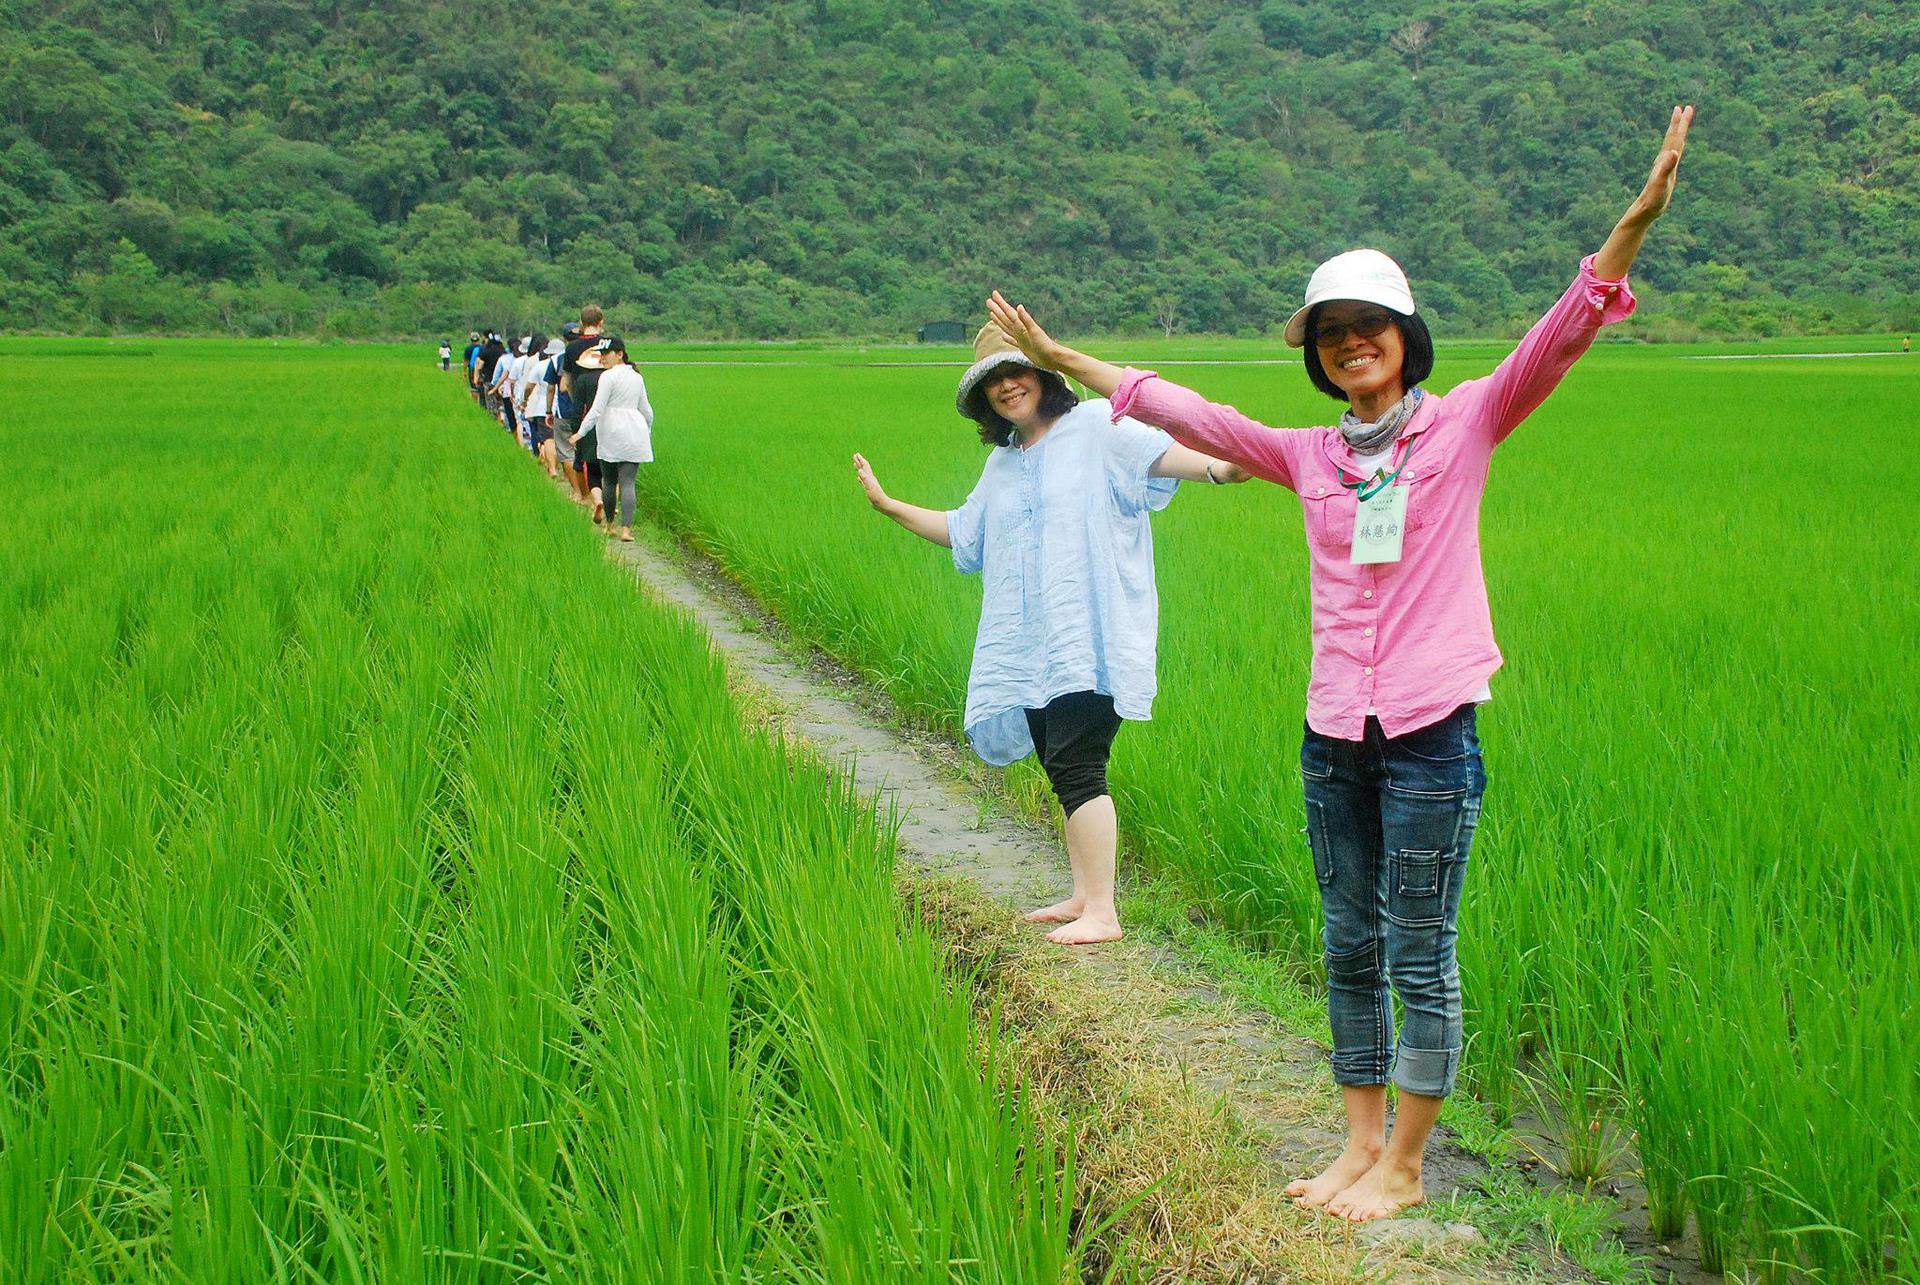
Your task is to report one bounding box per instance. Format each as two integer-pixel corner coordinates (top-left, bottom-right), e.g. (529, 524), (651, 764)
(1350, 485), (1407, 564)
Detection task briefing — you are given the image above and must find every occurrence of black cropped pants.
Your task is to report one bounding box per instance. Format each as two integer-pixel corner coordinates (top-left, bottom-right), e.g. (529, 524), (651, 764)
(1023, 690), (1122, 818)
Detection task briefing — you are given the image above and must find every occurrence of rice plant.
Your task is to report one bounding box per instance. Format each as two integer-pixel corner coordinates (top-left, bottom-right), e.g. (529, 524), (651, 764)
(0, 340), (1078, 1281)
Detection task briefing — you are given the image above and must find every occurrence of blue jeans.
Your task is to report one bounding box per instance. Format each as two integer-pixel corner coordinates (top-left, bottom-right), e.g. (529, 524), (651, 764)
(1300, 704), (1485, 1099)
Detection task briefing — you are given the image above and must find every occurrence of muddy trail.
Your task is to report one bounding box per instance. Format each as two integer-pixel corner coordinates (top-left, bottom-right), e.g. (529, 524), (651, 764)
(603, 519), (1713, 1283)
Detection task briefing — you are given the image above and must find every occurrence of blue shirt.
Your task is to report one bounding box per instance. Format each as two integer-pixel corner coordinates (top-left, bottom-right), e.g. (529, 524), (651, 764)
(945, 399), (1178, 766)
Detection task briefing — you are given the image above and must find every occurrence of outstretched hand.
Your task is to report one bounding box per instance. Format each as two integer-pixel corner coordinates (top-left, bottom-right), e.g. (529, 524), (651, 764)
(986, 291), (1063, 370)
(852, 452), (888, 509)
(1594, 105), (1695, 280)
(1624, 105), (1693, 228)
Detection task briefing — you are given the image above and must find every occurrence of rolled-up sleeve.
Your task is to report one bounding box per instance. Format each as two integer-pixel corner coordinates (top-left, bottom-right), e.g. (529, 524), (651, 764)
(1463, 254), (1638, 447)
(1109, 367), (1159, 420)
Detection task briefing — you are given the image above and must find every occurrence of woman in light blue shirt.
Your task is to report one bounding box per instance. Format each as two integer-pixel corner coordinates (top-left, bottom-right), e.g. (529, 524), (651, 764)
(853, 325), (1245, 945)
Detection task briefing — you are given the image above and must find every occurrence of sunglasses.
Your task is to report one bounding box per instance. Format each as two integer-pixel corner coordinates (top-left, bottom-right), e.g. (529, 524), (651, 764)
(1310, 310), (1396, 346)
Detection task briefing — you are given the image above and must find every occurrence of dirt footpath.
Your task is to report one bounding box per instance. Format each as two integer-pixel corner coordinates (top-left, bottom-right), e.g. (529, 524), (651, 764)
(609, 528), (1649, 1282)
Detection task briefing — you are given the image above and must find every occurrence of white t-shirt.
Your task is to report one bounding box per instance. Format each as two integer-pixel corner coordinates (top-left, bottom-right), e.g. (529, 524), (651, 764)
(521, 358), (552, 418)
(1350, 443), (1393, 476)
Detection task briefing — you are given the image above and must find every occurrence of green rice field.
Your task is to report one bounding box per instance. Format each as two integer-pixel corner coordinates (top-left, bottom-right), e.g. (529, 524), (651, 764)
(2, 334), (1915, 1280)
(619, 334), (1918, 1279)
(0, 341), (1075, 1280)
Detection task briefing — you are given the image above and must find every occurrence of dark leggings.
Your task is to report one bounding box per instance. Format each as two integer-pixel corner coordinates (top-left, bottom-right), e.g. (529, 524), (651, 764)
(606, 461), (638, 527)
(1024, 691), (1122, 817)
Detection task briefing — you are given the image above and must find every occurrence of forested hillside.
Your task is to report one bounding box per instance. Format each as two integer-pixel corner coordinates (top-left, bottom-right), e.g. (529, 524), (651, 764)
(3, 0), (1917, 339)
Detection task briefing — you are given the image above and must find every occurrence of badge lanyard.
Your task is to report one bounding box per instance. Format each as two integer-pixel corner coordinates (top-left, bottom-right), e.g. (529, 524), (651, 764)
(1341, 434), (1417, 500)
(1341, 435), (1416, 565)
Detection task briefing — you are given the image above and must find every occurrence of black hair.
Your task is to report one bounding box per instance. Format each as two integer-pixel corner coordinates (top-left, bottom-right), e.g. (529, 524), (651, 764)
(965, 363), (1081, 446)
(1301, 305), (1434, 402)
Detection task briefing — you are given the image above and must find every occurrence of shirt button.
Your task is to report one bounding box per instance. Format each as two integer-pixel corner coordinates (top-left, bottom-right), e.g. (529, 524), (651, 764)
(1362, 589), (1373, 599)
(1363, 666), (1373, 676)
(1364, 627), (1375, 637)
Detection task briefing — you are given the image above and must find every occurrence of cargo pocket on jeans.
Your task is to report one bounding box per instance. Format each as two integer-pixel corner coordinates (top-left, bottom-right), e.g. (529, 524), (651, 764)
(1389, 848), (1444, 926)
(1306, 799), (1334, 886)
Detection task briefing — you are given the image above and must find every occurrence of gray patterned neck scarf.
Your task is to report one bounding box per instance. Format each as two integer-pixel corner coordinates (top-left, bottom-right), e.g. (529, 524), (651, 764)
(1339, 387), (1426, 455)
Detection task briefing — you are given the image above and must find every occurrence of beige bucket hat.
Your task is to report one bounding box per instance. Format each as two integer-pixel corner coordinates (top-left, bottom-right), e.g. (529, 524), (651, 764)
(953, 322), (1069, 421)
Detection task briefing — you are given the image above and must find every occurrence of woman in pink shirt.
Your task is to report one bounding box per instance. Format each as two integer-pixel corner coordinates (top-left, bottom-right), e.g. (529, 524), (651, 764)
(988, 107), (1693, 1222)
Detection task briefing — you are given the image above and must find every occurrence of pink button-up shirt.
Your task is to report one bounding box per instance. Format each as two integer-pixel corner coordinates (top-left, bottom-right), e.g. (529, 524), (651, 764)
(1111, 256), (1635, 741)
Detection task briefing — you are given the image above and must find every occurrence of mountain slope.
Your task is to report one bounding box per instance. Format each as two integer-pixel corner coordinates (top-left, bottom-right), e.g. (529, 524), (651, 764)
(2, 0), (1915, 338)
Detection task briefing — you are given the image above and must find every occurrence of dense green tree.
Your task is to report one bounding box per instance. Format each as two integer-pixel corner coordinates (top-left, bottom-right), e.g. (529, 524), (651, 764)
(0, 0), (1914, 338)
(82, 239), (173, 328)
(394, 202), (506, 283)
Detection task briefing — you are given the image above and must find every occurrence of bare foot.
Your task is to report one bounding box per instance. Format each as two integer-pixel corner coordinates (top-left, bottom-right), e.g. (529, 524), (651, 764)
(1326, 1156), (1424, 1222)
(1023, 897), (1084, 924)
(1044, 914), (1122, 945)
(1284, 1143), (1382, 1209)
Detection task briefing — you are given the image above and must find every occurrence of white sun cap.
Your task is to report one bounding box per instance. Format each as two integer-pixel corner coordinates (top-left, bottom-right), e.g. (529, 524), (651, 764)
(1282, 249), (1416, 348)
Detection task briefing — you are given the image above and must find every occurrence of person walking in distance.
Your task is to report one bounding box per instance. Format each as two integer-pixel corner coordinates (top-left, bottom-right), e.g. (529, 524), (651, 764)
(543, 307), (606, 506)
(463, 331), (484, 397)
(574, 337), (652, 543)
(488, 336), (523, 443)
(987, 107), (1694, 1218)
(478, 332), (507, 418)
(566, 337), (610, 524)
(518, 335), (562, 477)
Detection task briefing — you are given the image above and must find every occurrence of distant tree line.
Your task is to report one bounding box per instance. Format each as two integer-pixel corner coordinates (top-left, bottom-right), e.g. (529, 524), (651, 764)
(2, 0), (1917, 341)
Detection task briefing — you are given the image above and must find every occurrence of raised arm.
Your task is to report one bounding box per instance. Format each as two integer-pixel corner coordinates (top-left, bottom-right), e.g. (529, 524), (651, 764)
(986, 291), (1304, 489)
(1594, 105), (1693, 281)
(985, 291), (1125, 397)
(852, 453), (951, 547)
(1459, 106), (1692, 445)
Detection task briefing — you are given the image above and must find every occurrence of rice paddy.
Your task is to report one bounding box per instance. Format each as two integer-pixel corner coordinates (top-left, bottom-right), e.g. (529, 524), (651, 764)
(3, 334), (1914, 1280)
(622, 334), (1920, 1279)
(0, 341), (1076, 1280)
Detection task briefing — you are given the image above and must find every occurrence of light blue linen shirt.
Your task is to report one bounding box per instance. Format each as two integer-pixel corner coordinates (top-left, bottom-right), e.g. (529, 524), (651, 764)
(945, 399), (1178, 766)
